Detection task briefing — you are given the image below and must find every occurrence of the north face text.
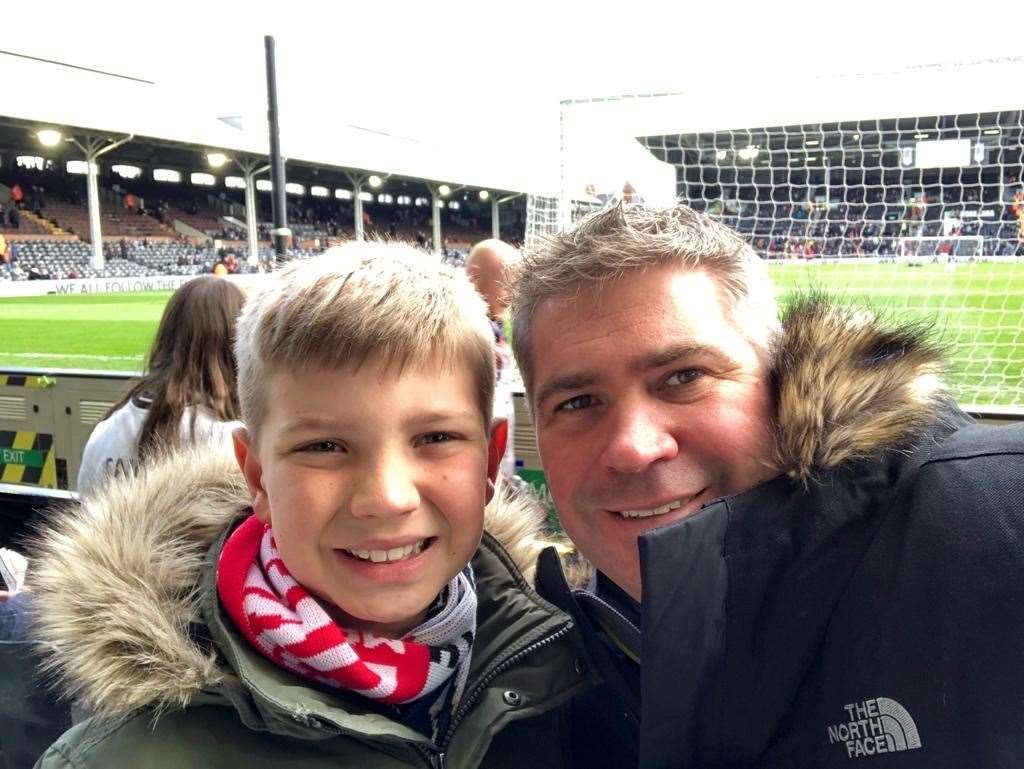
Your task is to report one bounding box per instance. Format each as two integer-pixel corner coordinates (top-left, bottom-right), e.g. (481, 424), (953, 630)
(827, 697), (921, 759)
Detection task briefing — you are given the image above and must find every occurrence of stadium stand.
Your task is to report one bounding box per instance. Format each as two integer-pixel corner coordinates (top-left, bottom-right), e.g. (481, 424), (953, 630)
(0, 150), (506, 280)
(42, 199), (175, 241)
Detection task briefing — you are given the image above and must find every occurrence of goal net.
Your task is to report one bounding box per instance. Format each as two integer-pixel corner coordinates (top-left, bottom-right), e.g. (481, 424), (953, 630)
(895, 235), (985, 262)
(531, 65), (1024, 407)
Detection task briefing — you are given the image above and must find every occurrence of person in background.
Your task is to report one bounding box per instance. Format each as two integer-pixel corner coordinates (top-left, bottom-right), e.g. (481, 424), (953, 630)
(466, 238), (521, 477)
(76, 276), (246, 496)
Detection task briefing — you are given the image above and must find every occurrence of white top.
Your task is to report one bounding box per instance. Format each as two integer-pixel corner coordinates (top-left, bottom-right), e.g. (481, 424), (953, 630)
(77, 400), (242, 496)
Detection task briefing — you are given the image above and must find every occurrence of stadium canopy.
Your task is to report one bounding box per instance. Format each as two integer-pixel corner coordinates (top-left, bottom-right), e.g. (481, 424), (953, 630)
(0, 51), (533, 197)
(561, 58), (1024, 141)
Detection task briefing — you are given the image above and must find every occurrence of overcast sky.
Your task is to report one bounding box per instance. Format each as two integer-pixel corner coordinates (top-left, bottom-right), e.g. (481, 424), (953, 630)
(5, 0), (1024, 192)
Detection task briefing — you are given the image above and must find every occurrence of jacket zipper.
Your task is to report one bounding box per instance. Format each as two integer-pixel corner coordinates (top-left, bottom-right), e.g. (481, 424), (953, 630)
(412, 744), (447, 769)
(439, 624), (574, 750)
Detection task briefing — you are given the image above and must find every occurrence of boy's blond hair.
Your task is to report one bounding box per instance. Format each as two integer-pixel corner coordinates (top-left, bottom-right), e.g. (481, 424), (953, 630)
(235, 242), (496, 438)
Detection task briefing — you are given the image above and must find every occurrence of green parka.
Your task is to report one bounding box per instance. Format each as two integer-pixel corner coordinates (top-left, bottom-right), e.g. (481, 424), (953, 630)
(29, 444), (590, 769)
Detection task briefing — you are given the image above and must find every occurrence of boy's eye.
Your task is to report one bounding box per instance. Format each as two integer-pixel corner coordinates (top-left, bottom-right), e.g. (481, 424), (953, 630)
(415, 432), (458, 447)
(664, 369), (703, 387)
(555, 394), (595, 413)
(300, 440), (344, 453)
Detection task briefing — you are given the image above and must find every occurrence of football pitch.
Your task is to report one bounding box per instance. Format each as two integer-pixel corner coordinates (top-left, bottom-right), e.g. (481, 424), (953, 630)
(1, 261), (1022, 405)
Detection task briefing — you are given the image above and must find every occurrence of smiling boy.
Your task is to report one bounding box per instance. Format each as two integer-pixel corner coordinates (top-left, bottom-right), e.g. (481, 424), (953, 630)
(31, 244), (588, 769)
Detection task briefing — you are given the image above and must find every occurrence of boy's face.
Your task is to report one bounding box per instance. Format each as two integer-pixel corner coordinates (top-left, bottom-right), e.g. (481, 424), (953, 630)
(235, 357), (502, 638)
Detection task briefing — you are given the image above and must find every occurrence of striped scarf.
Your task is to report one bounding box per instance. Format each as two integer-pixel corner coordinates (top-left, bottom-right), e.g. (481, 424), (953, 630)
(217, 515), (476, 710)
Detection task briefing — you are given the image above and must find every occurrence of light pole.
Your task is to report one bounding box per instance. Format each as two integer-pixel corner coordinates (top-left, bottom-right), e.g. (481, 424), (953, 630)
(264, 36), (289, 263)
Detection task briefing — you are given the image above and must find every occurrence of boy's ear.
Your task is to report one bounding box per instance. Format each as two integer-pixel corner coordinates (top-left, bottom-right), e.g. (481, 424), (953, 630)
(233, 426), (272, 524)
(486, 418), (508, 498)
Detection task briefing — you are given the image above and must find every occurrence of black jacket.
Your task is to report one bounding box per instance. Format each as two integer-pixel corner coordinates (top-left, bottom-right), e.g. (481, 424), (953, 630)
(540, 298), (1024, 769)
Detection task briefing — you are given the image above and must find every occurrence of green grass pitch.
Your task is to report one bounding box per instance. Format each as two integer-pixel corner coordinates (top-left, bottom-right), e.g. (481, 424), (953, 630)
(0, 292), (171, 372)
(0, 262), (1022, 405)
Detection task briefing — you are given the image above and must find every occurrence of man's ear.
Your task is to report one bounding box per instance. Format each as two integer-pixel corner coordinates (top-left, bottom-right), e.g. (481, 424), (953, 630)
(486, 418), (508, 503)
(233, 426), (271, 523)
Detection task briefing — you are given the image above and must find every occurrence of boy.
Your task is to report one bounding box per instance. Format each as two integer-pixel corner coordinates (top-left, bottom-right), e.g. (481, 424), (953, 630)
(30, 244), (588, 768)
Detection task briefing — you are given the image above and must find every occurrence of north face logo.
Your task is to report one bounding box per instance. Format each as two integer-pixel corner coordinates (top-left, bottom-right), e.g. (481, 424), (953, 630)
(827, 697), (921, 758)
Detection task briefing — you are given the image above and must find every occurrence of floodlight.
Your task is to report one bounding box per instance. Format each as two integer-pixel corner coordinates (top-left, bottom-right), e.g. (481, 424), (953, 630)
(479, 190), (490, 201)
(438, 184), (451, 196)
(715, 149), (727, 161)
(207, 152), (228, 168)
(738, 145), (759, 161)
(37, 129), (63, 147)
(368, 175), (383, 188)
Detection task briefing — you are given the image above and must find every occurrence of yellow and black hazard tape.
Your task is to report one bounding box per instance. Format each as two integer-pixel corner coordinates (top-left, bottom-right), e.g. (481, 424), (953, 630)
(0, 374), (56, 389)
(0, 429), (57, 488)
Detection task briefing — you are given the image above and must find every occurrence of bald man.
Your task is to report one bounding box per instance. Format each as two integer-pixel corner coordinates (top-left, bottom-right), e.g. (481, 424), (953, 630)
(467, 239), (521, 477)
(466, 238), (520, 319)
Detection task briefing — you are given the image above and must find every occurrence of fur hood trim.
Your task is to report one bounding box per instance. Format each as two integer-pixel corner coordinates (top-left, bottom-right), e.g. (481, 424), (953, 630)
(773, 295), (947, 481)
(30, 443), (555, 721)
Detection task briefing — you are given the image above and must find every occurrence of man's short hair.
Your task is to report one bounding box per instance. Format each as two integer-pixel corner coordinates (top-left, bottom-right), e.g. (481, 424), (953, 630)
(509, 203), (780, 397)
(235, 242), (496, 439)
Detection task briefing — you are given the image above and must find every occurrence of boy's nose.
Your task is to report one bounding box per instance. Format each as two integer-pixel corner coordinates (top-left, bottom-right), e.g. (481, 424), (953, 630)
(349, 456), (420, 518)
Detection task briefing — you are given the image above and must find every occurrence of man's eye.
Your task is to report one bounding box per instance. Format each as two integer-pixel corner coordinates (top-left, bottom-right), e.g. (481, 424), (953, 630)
(664, 369), (703, 387)
(301, 440), (344, 453)
(416, 432), (457, 447)
(556, 394), (594, 413)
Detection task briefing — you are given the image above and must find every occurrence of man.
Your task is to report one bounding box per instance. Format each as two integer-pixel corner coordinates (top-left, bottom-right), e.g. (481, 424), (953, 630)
(467, 238), (521, 477)
(509, 204), (1024, 768)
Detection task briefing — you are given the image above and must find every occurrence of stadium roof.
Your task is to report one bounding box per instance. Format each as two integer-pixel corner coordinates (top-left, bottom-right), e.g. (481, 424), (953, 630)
(0, 51), (534, 196)
(563, 58), (1024, 141)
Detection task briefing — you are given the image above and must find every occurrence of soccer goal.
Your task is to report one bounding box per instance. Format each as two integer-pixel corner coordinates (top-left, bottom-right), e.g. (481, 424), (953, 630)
(895, 235), (985, 262)
(529, 61), (1024, 408)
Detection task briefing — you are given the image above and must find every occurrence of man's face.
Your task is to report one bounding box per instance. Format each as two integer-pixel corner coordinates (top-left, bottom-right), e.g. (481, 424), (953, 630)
(236, 358), (500, 638)
(530, 265), (776, 600)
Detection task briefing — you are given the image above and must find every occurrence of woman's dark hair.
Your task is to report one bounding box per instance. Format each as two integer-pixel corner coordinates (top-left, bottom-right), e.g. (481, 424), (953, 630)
(106, 276), (246, 459)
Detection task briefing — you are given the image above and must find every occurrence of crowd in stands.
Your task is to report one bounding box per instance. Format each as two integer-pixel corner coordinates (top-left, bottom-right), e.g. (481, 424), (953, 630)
(0, 163), (498, 281)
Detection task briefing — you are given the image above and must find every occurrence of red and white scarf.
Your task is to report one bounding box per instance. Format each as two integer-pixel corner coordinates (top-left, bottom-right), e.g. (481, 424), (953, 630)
(217, 515), (476, 709)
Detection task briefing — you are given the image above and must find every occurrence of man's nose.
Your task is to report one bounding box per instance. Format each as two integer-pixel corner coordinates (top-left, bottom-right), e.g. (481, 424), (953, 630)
(349, 452), (420, 518)
(600, 404), (678, 475)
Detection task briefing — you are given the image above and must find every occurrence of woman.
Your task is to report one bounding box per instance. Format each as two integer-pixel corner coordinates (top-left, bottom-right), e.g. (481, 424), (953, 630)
(77, 276), (245, 495)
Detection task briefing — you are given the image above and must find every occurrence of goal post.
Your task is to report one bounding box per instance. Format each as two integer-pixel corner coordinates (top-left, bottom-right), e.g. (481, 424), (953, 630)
(895, 235), (986, 262)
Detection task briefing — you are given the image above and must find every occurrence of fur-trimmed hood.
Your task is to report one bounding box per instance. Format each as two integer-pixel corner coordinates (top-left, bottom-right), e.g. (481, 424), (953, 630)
(772, 295), (946, 481)
(30, 444), (558, 723)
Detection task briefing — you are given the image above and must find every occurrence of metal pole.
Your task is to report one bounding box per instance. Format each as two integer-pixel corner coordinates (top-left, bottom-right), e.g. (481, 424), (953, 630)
(70, 134), (132, 271)
(345, 172), (366, 241)
(559, 100), (572, 230)
(353, 182), (364, 241)
(491, 197), (500, 240)
(245, 173), (259, 266)
(236, 160), (269, 267)
(264, 36), (289, 262)
(85, 153), (103, 271)
(431, 189), (442, 254)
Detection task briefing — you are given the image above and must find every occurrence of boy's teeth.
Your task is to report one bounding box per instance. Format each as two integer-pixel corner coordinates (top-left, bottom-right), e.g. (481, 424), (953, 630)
(347, 540), (427, 563)
(618, 498), (685, 519)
